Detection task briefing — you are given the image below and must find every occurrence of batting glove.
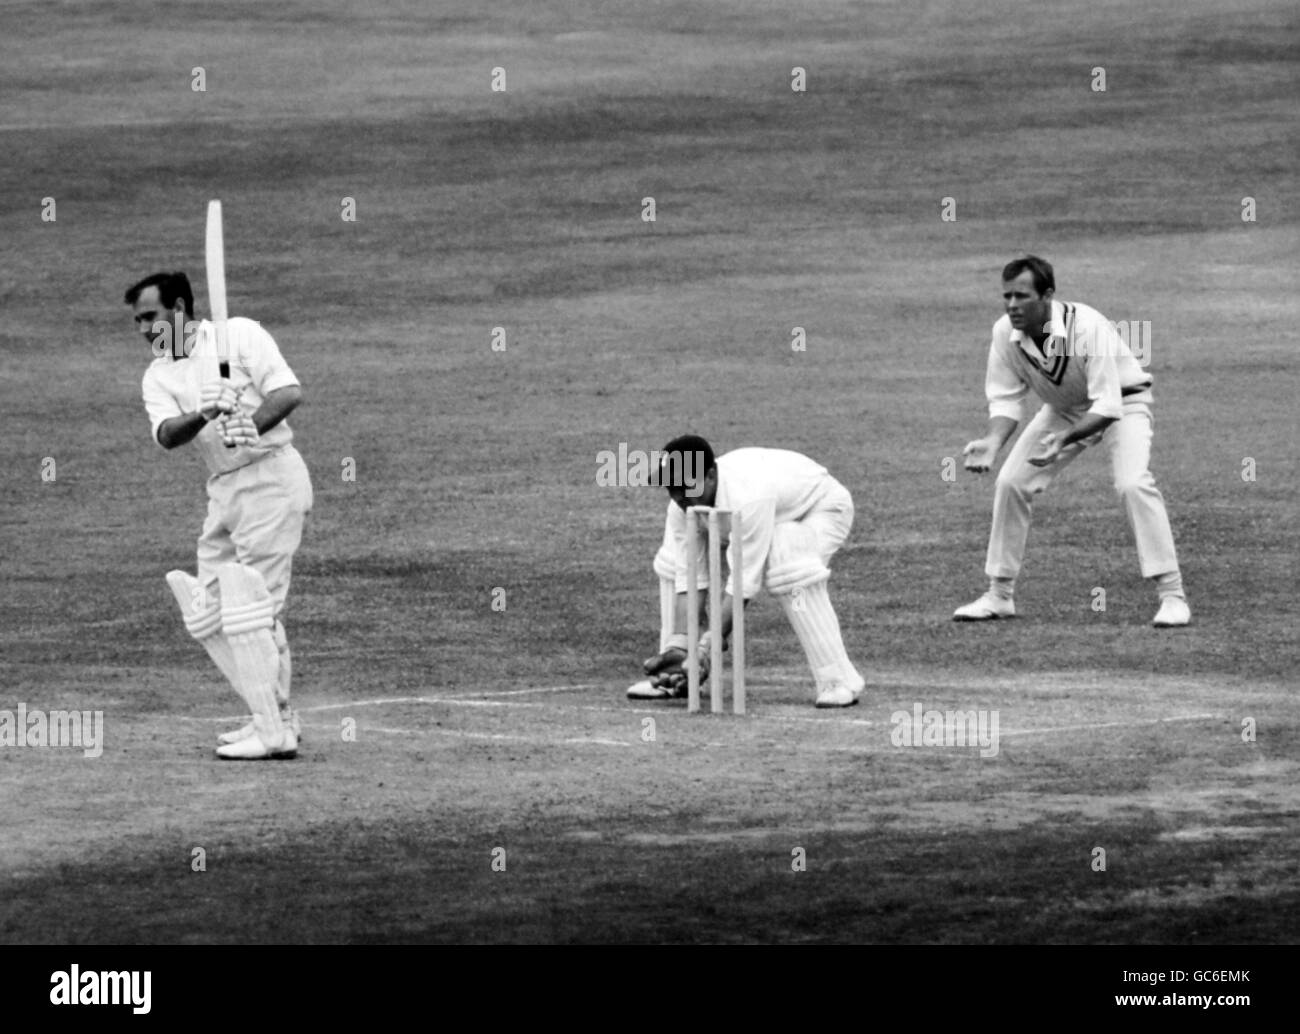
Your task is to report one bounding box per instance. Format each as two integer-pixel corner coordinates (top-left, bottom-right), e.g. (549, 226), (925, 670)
(198, 382), (241, 421)
(219, 412), (260, 448)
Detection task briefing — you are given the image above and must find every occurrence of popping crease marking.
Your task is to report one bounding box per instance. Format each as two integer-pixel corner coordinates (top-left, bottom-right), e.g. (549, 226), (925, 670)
(998, 713), (1218, 737)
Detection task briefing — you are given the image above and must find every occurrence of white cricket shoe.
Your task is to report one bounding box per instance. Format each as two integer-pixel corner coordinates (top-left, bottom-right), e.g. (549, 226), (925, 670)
(626, 679), (686, 700)
(216, 727), (298, 760)
(953, 593), (1016, 621)
(218, 709), (301, 745)
(815, 675), (865, 709)
(1152, 597), (1191, 627)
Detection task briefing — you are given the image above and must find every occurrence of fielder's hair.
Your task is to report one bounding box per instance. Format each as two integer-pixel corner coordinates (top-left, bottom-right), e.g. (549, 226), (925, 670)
(124, 271), (194, 315)
(660, 434), (715, 490)
(1001, 255), (1055, 296)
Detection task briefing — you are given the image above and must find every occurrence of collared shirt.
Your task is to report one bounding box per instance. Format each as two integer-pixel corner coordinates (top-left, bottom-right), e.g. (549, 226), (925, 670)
(142, 317), (299, 478)
(667, 448), (838, 600)
(985, 300), (1151, 422)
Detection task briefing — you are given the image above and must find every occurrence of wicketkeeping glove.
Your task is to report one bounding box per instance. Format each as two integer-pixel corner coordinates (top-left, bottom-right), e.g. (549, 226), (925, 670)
(642, 643), (711, 692)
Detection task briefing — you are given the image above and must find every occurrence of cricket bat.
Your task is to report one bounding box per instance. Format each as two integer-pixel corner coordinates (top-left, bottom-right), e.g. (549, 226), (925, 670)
(205, 200), (236, 446)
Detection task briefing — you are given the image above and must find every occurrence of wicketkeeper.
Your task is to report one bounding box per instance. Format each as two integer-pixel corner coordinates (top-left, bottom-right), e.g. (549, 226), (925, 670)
(628, 435), (865, 708)
(127, 271), (313, 759)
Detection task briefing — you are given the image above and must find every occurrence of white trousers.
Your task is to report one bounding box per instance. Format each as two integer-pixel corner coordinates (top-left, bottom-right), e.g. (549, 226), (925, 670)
(986, 396), (1180, 580)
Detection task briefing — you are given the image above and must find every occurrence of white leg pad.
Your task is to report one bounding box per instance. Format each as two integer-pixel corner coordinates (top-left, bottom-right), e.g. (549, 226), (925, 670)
(656, 577), (676, 653)
(273, 620), (291, 706)
(217, 564), (284, 736)
(777, 580), (863, 693)
(765, 522), (830, 595)
(653, 543), (677, 652)
(165, 570), (240, 690)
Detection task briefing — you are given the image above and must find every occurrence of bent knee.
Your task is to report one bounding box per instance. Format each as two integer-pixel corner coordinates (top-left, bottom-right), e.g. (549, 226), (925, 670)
(1114, 474), (1154, 498)
(995, 468), (1044, 496)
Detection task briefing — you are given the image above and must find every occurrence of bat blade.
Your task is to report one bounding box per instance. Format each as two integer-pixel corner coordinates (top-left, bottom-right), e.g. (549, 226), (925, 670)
(206, 200), (236, 446)
(205, 199), (230, 375)
(205, 199), (228, 324)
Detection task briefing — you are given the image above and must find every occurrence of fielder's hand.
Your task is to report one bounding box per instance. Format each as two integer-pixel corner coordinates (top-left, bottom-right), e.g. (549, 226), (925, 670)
(218, 412), (260, 448)
(962, 437), (997, 473)
(198, 382), (241, 422)
(1027, 432), (1062, 467)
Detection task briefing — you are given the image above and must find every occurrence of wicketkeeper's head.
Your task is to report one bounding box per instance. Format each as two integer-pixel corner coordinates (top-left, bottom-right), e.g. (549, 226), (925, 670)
(660, 434), (716, 510)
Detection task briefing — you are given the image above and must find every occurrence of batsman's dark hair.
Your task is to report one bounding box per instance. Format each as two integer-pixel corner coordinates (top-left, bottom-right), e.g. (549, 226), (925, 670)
(1001, 255), (1055, 296)
(124, 271), (194, 315)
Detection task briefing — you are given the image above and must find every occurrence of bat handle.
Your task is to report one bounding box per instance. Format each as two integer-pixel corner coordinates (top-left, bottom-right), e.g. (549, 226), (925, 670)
(217, 361), (235, 447)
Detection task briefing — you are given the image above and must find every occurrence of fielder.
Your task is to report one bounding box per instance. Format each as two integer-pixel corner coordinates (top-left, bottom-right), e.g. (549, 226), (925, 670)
(955, 255), (1190, 627)
(126, 271), (313, 759)
(628, 435), (865, 708)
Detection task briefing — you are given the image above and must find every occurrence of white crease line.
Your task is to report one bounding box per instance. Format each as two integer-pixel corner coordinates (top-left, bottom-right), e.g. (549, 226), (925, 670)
(563, 737), (632, 747)
(477, 684), (601, 696)
(176, 694), (551, 723)
(176, 696), (427, 722)
(172, 698), (1220, 738)
(755, 713), (877, 726)
(999, 713), (1219, 737)
(359, 725), (535, 742)
(361, 725), (630, 746)
(301, 697), (427, 711)
(417, 697), (544, 708)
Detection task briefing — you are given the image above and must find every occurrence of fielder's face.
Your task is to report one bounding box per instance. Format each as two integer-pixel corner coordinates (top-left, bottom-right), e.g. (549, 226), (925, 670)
(131, 285), (180, 352)
(1002, 271), (1053, 338)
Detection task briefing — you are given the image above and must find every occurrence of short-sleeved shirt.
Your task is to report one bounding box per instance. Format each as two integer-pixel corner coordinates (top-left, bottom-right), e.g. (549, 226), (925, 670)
(985, 300), (1152, 422)
(142, 317), (299, 478)
(667, 448), (839, 600)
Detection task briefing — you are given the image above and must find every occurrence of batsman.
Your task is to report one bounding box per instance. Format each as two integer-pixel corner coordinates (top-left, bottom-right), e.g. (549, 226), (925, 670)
(127, 233), (312, 759)
(628, 435), (865, 708)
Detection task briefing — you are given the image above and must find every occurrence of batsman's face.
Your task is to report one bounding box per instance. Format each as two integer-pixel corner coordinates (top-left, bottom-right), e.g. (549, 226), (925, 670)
(1002, 272), (1053, 336)
(131, 286), (179, 350)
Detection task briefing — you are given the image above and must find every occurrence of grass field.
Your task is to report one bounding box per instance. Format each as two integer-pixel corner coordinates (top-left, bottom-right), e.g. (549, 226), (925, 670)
(2, 0), (1298, 949)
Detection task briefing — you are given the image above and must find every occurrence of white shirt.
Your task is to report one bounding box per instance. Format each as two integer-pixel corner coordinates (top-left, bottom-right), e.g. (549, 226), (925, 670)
(142, 317), (299, 478)
(667, 448), (839, 599)
(985, 300), (1152, 422)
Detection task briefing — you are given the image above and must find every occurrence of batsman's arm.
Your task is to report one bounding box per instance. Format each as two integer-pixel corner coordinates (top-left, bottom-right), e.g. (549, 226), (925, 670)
(250, 385), (302, 435)
(155, 381), (243, 448)
(156, 411), (211, 449)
